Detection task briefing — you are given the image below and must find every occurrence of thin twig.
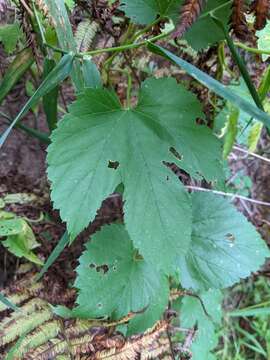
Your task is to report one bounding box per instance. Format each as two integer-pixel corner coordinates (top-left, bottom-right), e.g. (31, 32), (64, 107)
(233, 145), (270, 164)
(185, 186), (270, 207)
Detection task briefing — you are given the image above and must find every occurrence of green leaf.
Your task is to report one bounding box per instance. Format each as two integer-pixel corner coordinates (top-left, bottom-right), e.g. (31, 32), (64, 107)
(82, 57), (102, 89)
(0, 22), (22, 53)
(181, 289), (222, 360)
(120, 0), (182, 25)
(248, 121), (263, 152)
(179, 192), (270, 291)
(0, 218), (24, 236)
(223, 105), (239, 158)
(148, 44), (270, 128)
(48, 77), (223, 272)
(0, 48), (34, 105)
(73, 224), (169, 320)
(256, 20), (270, 62)
(184, 0), (232, 51)
(0, 53), (74, 148)
(1, 219), (43, 265)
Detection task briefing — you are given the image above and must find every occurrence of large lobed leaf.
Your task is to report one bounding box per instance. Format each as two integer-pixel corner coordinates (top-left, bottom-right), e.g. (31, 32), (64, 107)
(47, 77), (223, 273)
(120, 0), (231, 50)
(74, 224), (169, 321)
(179, 192), (270, 291)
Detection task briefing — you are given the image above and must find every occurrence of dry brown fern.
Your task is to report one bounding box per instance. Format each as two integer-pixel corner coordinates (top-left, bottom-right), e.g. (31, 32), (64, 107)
(250, 0), (270, 30)
(173, 0), (206, 38)
(0, 271), (177, 359)
(230, 0), (249, 39)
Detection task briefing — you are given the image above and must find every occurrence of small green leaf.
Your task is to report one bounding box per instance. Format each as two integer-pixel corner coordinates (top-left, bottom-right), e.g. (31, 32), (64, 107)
(82, 57), (102, 89)
(0, 53), (74, 148)
(184, 0), (231, 50)
(179, 192), (270, 291)
(248, 121), (263, 152)
(74, 224), (169, 320)
(223, 105), (239, 158)
(0, 218), (24, 236)
(148, 44), (270, 128)
(0, 217), (43, 265)
(0, 22), (22, 53)
(256, 20), (270, 62)
(181, 289), (223, 360)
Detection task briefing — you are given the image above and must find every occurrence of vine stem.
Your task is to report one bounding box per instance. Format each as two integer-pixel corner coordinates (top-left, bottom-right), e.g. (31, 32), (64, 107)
(45, 27), (174, 58)
(233, 145), (270, 164)
(185, 185), (270, 207)
(234, 42), (270, 56)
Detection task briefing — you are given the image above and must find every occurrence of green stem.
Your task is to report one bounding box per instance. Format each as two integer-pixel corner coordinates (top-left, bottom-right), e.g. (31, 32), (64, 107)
(234, 42), (270, 56)
(129, 17), (163, 43)
(44, 27), (174, 58)
(211, 14), (264, 111)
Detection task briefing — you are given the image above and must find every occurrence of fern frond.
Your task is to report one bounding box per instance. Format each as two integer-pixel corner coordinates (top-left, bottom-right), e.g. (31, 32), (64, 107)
(230, 0), (249, 39)
(174, 0), (206, 38)
(75, 20), (99, 52)
(250, 0), (270, 30)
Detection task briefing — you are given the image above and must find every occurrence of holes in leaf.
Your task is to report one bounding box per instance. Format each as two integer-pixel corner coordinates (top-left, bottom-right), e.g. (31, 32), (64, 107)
(90, 263), (109, 274)
(108, 160), (119, 170)
(225, 233), (235, 247)
(225, 233), (235, 241)
(170, 147), (183, 161)
(97, 302), (103, 309)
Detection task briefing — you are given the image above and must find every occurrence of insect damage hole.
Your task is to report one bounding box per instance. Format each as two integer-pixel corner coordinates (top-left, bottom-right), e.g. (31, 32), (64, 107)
(108, 160), (119, 169)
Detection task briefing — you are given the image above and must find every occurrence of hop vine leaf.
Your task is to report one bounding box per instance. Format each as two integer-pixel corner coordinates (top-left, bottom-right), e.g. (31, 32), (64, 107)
(120, 0), (182, 25)
(47, 77), (223, 273)
(178, 192), (270, 291)
(183, 0), (232, 50)
(73, 224), (169, 321)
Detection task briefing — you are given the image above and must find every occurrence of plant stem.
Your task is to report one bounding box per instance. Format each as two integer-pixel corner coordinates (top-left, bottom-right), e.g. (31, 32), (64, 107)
(211, 15), (264, 111)
(234, 42), (270, 56)
(44, 27), (174, 58)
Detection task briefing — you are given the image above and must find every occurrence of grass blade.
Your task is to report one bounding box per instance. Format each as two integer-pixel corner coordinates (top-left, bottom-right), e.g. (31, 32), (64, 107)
(148, 43), (270, 128)
(44, 0), (84, 91)
(0, 48), (33, 105)
(211, 15), (263, 111)
(0, 292), (19, 312)
(35, 231), (69, 281)
(0, 53), (74, 148)
(42, 58), (59, 132)
(228, 307), (270, 317)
